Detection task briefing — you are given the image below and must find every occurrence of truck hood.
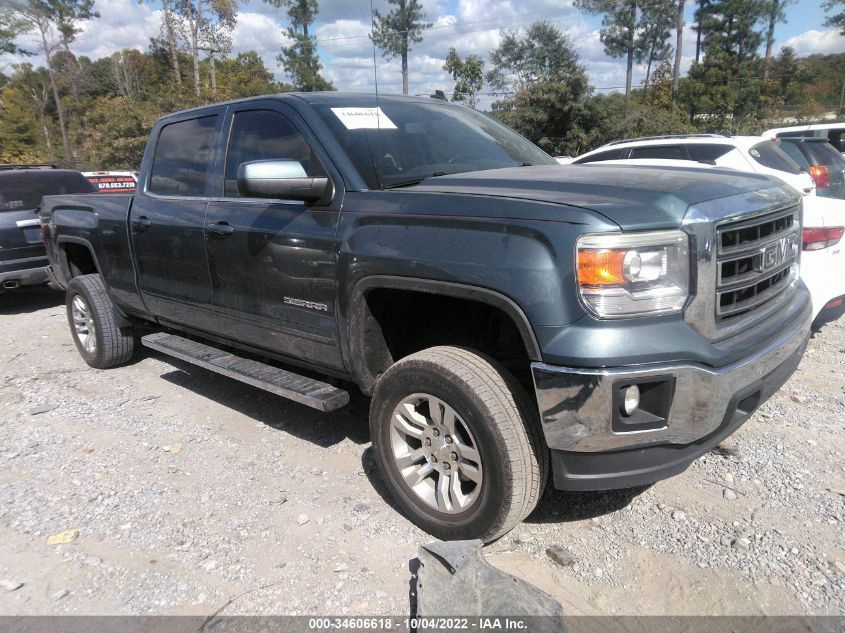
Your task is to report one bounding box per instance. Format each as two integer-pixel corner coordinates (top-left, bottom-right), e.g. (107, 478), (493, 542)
(411, 164), (790, 230)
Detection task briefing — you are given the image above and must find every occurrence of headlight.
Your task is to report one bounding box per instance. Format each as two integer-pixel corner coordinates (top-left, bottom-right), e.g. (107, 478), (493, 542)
(576, 230), (690, 318)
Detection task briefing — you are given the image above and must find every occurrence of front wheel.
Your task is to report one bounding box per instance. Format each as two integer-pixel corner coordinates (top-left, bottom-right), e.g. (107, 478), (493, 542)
(66, 274), (135, 369)
(369, 346), (547, 542)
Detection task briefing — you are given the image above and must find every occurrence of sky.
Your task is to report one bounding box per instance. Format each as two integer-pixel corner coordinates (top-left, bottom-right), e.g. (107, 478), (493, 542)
(3, 0), (843, 105)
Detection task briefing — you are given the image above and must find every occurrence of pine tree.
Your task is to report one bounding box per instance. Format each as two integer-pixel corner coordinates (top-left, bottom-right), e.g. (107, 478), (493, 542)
(371, 0), (431, 95)
(265, 0), (333, 91)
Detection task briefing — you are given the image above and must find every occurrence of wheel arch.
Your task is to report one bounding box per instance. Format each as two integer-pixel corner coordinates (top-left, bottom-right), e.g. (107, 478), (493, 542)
(57, 236), (102, 281)
(346, 275), (542, 395)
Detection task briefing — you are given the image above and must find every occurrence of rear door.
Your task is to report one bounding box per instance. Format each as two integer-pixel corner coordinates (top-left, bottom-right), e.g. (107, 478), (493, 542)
(203, 102), (345, 369)
(130, 110), (223, 331)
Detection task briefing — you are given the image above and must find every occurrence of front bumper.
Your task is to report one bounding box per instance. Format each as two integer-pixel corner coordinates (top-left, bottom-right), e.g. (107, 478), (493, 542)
(532, 306), (811, 491)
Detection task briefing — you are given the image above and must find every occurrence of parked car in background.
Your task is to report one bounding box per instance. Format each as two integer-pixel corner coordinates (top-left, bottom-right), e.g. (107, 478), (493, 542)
(0, 165), (97, 293)
(775, 137), (845, 200)
(764, 122), (845, 156)
(800, 195), (845, 327)
(571, 134), (817, 196)
(82, 171), (138, 194)
(579, 158), (845, 327)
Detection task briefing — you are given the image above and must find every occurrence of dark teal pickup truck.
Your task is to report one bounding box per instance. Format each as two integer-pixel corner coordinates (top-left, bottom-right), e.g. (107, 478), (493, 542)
(40, 93), (811, 541)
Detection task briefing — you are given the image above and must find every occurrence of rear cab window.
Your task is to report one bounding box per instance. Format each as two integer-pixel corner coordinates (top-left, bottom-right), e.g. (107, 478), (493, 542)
(149, 115), (218, 196)
(747, 141), (801, 174)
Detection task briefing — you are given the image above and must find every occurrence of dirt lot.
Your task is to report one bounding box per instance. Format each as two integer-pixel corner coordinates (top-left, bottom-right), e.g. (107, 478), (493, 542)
(0, 285), (843, 616)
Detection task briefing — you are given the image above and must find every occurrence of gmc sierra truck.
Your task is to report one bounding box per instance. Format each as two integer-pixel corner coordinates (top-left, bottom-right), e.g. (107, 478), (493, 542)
(41, 93), (812, 542)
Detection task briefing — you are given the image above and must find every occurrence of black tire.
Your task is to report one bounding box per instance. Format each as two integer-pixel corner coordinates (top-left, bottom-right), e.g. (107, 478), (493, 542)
(369, 346), (547, 542)
(66, 274), (135, 369)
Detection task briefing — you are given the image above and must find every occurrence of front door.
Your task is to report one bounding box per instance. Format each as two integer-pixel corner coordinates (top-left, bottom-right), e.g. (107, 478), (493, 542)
(130, 112), (222, 331)
(203, 105), (344, 370)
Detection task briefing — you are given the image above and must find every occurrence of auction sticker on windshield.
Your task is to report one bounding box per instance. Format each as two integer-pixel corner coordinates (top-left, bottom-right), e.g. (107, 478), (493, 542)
(330, 107), (397, 130)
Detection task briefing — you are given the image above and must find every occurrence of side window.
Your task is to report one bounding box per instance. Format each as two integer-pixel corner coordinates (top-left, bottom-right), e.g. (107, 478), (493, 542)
(149, 115), (218, 196)
(628, 145), (684, 160)
(748, 141), (801, 174)
(686, 144), (732, 163)
(574, 149), (623, 164)
(827, 130), (844, 153)
(224, 109), (324, 197)
(778, 142), (811, 170)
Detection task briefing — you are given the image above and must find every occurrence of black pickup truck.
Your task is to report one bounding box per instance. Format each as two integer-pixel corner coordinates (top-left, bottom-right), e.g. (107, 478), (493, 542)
(41, 93), (811, 541)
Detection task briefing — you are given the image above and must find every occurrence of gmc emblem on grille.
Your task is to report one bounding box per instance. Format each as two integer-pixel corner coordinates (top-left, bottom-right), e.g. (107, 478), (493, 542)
(761, 235), (795, 271)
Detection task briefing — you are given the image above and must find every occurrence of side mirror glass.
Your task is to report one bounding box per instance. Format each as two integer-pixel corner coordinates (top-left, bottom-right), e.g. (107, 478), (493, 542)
(237, 159), (333, 204)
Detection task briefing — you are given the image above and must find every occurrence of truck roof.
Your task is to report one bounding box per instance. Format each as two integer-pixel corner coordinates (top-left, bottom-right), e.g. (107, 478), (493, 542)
(154, 92), (456, 123)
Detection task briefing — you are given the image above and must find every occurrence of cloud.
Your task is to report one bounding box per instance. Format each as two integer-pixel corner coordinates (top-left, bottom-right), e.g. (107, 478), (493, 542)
(74, 0), (161, 60)
(232, 12), (289, 73)
(779, 28), (843, 56)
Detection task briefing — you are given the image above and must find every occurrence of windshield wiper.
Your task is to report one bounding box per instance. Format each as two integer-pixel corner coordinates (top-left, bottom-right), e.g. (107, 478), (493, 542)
(383, 172), (447, 190)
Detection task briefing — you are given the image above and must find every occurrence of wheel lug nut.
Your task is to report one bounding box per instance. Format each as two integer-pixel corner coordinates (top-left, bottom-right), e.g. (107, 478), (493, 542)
(443, 462), (451, 471)
(424, 438), (431, 447)
(432, 428), (440, 437)
(450, 451), (458, 461)
(430, 455), (438, 463)
(444, 436), (453, 444)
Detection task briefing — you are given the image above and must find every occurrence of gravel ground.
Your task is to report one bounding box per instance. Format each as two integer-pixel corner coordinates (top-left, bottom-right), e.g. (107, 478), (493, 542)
(0, 285), (843, 616)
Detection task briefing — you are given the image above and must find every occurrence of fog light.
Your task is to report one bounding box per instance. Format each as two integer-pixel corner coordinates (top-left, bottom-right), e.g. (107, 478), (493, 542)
(621, 385), (640, 417)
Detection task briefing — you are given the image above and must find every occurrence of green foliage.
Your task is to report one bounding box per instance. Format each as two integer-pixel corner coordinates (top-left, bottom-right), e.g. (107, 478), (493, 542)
(371, 0), (431, 94)
(486, 20), (585, 92)
(279, 33), (334, 91)
(681, 0), (768, 131)
(0, 11), (32, 55)
(442, 48), (483, 109)
(0, 44), (282, 169)
(823, 0), (845, 35)
(487, 21), (592, 156)
(265, 0), (333, 91)
(575, 0), (676, 102)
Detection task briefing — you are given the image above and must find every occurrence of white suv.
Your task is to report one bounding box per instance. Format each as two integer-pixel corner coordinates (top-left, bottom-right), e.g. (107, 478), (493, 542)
(571, 134), (817, 195)
(569, 134), (845, 326)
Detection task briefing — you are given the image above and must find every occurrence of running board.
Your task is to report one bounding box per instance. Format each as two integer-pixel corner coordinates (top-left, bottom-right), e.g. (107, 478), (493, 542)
(141, 332), (350, 412)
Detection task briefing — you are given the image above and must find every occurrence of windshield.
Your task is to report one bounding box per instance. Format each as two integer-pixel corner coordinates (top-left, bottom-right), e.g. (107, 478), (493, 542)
(313, 100), (556, 189)
(0, 170), (97, 211)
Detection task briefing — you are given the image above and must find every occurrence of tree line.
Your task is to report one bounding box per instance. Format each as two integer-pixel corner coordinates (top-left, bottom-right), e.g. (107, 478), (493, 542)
(0, 0), (843, 168)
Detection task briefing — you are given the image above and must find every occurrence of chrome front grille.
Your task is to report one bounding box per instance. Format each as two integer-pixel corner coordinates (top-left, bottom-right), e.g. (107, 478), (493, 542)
(715, 207), (800, 321)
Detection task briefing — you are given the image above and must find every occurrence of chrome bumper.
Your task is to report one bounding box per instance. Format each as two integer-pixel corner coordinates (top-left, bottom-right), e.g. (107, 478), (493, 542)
(532, 308), (811, 453)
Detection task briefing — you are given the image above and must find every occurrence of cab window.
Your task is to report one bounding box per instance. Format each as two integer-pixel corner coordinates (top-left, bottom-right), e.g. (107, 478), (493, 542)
(149, 115), (218, 196)
(224, 109), (325, 197)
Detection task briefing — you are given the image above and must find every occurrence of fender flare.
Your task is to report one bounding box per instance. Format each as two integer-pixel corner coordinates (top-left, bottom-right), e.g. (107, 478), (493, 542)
(345, 275), (541, 394)
(57, 236), (134, 329)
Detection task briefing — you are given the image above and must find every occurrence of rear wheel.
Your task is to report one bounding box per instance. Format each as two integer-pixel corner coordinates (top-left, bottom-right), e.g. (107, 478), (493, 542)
(369, 346), (546, 542)
(66, 274), (135, 369)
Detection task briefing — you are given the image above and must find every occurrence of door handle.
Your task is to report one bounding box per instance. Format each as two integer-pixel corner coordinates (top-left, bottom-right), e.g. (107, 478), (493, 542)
(132, 216), (151, 231)
(207, 221), (235, 237)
